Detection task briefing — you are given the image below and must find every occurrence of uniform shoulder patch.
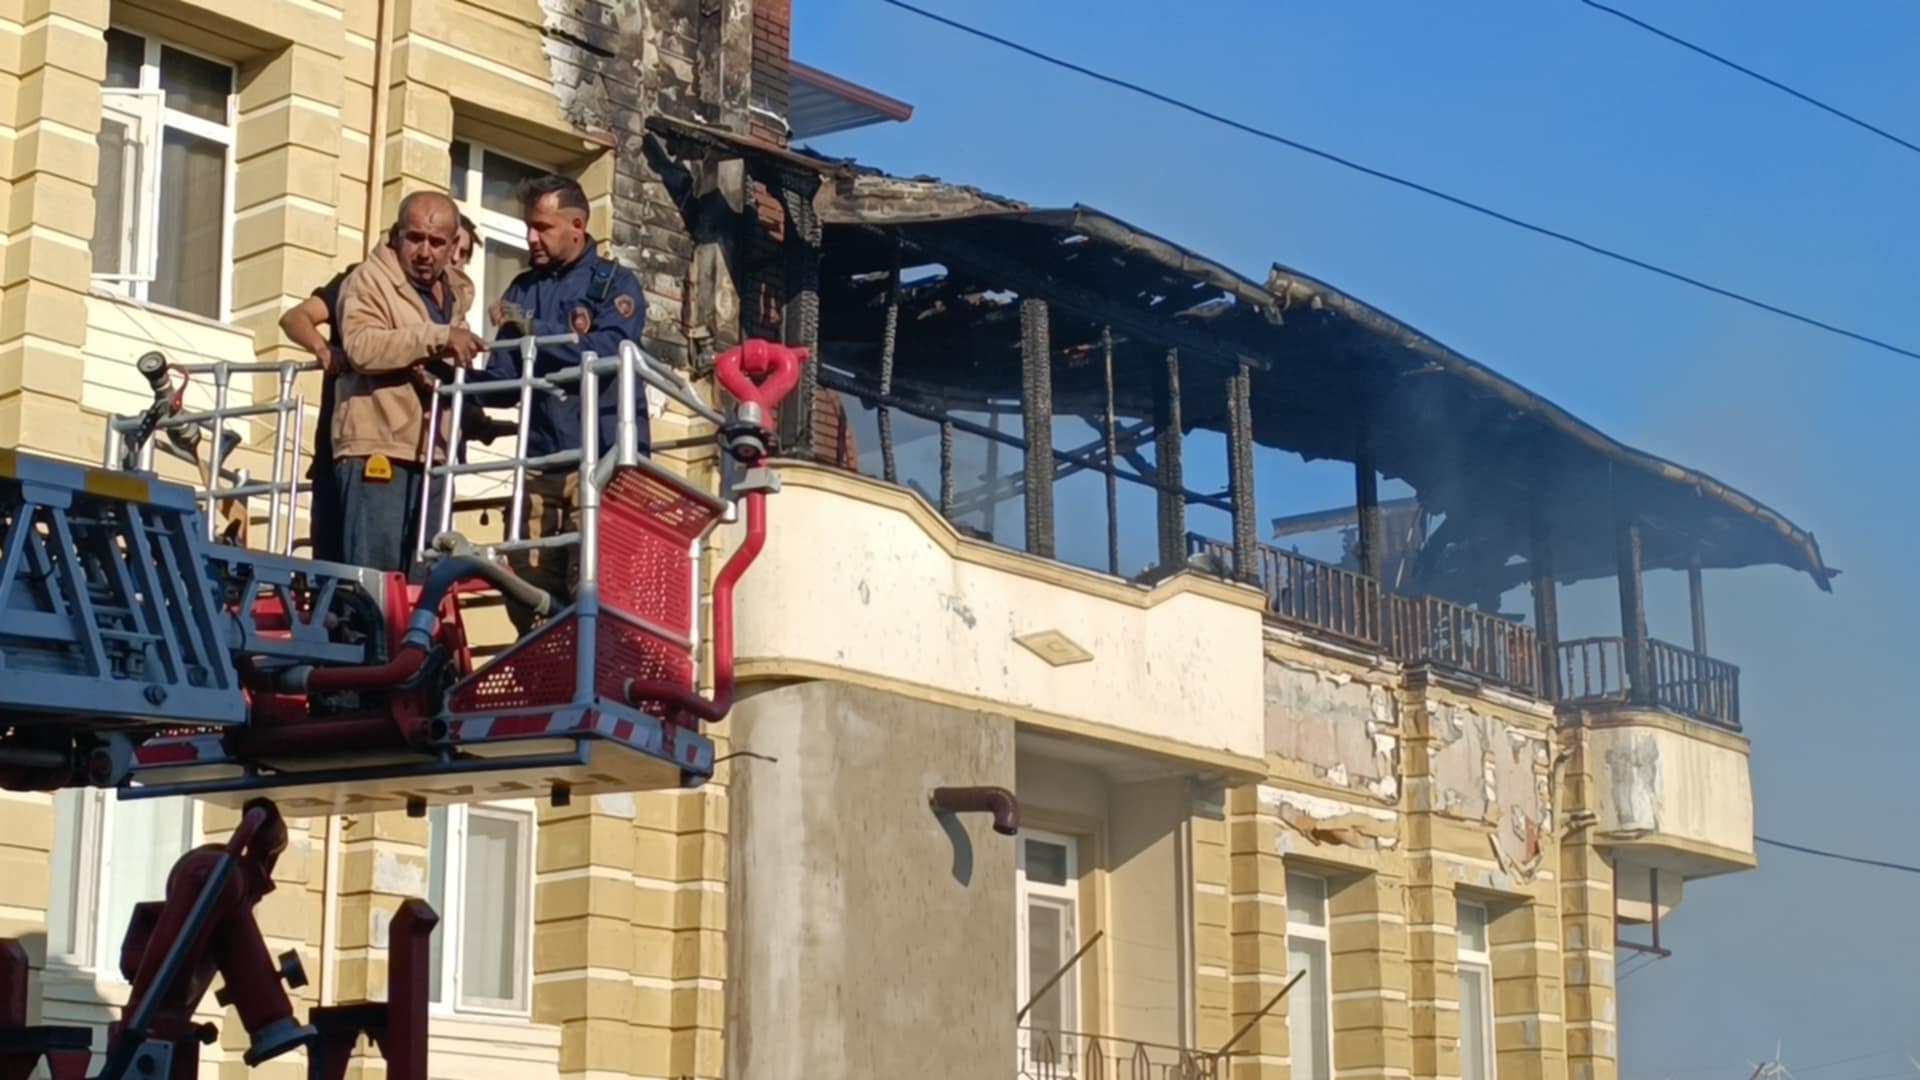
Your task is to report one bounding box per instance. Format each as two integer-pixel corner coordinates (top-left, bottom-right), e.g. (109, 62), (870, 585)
(570, 305), (593, 336)
(613, 293), (637, 319)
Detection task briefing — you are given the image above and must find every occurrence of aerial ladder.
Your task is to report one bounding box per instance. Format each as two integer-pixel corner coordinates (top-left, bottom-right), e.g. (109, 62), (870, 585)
(0, 333), (805, 1080)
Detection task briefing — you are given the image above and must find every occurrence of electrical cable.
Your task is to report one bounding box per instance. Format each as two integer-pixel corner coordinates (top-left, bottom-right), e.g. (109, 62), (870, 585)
(1756, 835), (1920, 875)
(876, 0), (1920, 363)
(1576, 0), (1920, 159)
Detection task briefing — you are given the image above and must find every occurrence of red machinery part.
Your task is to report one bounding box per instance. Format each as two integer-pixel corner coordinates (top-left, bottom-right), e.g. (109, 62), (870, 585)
(715, 339), (806, 411)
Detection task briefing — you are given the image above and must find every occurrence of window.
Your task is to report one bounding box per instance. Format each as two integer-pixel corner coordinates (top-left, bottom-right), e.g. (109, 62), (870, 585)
(1016, 831), (1080, 1068)
(449, 140), (547, 331)
(1457, 900), (1496, 1080)
(426, 801), (535, 1014)
(1286, 871), (1334, 1080)
(92, 28), (235, 319)
(47, 790), (199, 975)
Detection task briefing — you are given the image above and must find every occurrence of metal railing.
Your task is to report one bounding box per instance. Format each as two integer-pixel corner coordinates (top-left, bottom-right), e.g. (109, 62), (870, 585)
(1018, 1029), (1224, 1080)
(1557, 637), (1742, 730)
(1390, 593), (1540, 696)
(1188, 534), (1385, 648)
(104, 356), (316, 555)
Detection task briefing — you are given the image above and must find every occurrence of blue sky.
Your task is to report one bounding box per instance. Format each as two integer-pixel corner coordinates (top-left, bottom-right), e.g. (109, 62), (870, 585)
(795, 1), (1920, 1074)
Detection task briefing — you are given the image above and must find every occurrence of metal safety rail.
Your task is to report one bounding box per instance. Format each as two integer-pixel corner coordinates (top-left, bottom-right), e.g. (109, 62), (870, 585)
(103, 355), (317, 556)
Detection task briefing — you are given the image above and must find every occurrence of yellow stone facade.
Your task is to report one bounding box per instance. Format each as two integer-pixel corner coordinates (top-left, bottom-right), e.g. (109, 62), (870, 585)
(0, 0), (1752, 1078)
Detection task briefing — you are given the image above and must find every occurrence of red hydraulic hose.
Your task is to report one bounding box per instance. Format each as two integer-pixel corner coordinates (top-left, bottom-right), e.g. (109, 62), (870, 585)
(625, 488), (767, 722)
(304, 643), (429, 692)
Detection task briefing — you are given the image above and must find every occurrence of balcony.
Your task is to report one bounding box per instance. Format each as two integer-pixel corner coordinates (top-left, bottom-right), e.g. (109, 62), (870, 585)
(1018, 1029), (1225, 1080)
(1190, 535), (1541, 697)
(1556, 637), (1741, 730)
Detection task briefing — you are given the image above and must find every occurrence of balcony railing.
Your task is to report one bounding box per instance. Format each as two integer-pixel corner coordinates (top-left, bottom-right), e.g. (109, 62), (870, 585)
(1557, 637), (1742, 730)
(1018, 1028), (1224, 1080)
(1189, 534), (1540, 696)
(1187, 534), (1385, 648)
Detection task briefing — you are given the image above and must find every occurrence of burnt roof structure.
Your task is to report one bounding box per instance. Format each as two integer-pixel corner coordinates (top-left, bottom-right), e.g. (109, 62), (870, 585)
(652, 116), (1836, 604)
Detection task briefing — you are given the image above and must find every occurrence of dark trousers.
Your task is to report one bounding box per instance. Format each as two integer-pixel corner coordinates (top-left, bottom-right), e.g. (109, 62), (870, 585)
(334, 458), (441, 575)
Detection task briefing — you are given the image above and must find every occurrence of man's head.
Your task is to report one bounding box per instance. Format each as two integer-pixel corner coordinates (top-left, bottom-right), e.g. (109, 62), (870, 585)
(451, 214), (477, 272)
(389, 191), (460, 287)
(520, 174), (590, 269)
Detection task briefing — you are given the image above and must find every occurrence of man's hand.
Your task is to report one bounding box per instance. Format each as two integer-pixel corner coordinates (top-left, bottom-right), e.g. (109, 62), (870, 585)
(311, 344), (335, 374)
(487, 300), (505, 329)
(445, 324), (486, 365)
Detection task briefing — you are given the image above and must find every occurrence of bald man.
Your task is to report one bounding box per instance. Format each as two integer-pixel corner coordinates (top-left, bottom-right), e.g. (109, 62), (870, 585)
(331, 191), (485, 572)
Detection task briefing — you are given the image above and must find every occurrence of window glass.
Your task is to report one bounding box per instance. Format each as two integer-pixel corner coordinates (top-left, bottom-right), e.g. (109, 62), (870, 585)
(1024, 839), (1069, 887)
(151, 128), (226, 317)
(459, 809), (526, 1005)
(449, 139), (471, 202)
(426, 806), (449, 1003)
(1457, 901), (1490, 954)
(105, 29), (144, 88)
(1286, 871), (1328, 926)
(159, 46), (231, 125)
(102, 797), (194, 972)
(1025, 900), (1066, 1054)
(92, 111), (140, 276)
(481, 152), (548, 217)
(1287, 936), (1331, 1080)
(1460, 963), (1493, 1080)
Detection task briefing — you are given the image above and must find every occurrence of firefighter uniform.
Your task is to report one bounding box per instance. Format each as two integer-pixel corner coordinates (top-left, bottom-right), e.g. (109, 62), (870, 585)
(483, 240), (649, 632)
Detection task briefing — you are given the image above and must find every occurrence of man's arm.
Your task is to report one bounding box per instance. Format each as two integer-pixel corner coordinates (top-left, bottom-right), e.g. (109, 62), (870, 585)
(506, 270), (647, 377)
(280, 294), (336, 369)
(340, 273), (452, 374)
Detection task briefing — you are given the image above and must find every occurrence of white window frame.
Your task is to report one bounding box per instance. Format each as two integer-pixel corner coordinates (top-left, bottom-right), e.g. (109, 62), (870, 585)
(48, 789), (203, 978)
(448, 139), (540, 335)
(93, 29), (238, 320)
(1456, 900), (1498, 1080)
(427, 799), (537, 1017)
(1016, 829), (1081, 1069)
(1286, 870), (1336, 1080)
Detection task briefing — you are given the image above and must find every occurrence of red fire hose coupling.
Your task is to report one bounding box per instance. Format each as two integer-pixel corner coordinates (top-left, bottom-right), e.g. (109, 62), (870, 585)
(714, 339), (806, 463)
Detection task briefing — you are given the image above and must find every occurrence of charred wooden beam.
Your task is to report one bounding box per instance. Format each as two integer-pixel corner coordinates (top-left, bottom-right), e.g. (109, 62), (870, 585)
(1155, 349), (1185, 568)
(1228, 361), (1258, 583)
(940, 419), (955, 517)
(947, 419), (1165, 520)
(1688, 553), (1708, 658)
(878, 241), (902, 484)
(1355, 440), (1383, 582)
(1021, 298), (1056, 558)
(1617, 513), (1651, 705)
(895, 229), (1272, 374)
(780, 173), (824, 457)
(1530, 493), (1561, 701)
(1101, 326), (1120, 576)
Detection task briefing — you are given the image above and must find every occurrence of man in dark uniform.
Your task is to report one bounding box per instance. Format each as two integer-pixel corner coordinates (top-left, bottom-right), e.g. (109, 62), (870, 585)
(480, 173), (649, 632)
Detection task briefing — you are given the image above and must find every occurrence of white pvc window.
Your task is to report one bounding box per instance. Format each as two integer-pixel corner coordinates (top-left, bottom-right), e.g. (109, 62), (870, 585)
(47, 789), (199, 977)
(449, 139), (547, 333)
(1016, 831), (1080, 1069)
(426, 801), (536, 1015)
(1457, 900), (1496, 1080)
(1286, 871), (1334, 1080)
(92, 28), (236, 320)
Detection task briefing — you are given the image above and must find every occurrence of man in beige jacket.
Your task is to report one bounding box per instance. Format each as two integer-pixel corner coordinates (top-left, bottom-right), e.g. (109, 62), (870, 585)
(333, 191), (485, 572)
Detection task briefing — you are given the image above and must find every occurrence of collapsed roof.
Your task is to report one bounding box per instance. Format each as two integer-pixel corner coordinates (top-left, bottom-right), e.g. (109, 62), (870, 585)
(652, 117), (1836, 600)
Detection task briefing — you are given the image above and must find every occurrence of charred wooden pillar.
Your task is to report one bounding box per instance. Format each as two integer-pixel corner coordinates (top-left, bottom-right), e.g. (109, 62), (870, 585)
(1530, 495), (1561, 701)
(877, 243), (902, 484)
(1101, 327), (1120, 575)
(1616, 514), (1652, 705)
(1227, 361), (1258, 583)
(1154, 348), (1185, 569)
(1688, 554), (1708, 657)
(778, 174), (822, 458)
(1020, 298), (1055, 558)
(1354, 443), (1384, 581)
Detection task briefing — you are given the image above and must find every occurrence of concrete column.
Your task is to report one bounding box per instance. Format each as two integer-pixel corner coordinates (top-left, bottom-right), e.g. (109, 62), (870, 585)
(726, 681), (1016, 1080)
(1558, 731), (1618, 1080)
(1225, 785), (1289, 1080)
(0, 0), (106, 461)
(534, 799), (638, 1079)
(1328, 873), (1413, 1079)
(334, 810), (431, 1004)
(1490, 902), (1566, 1080)
(1191, 791), (1234, 1059)
(0, 792), (56, 1029)
(1398, 680), (1455, 1080)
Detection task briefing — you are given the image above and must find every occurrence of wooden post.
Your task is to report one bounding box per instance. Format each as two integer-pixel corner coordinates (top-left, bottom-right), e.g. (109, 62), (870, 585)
(1227, 361), (1258, 583)
(1688, 555), (1708, 657)
(1530, 496), (1561, 701)
(1020, 299), (1055, 558)
(877, 241), (902, 484)
(1154, 348), (1185, 570)
(1616, 515), (1651, 705)
(1101, 326), (1120, 576)
(779, 175), (822, 458)
(1354, 443), (1383, 582)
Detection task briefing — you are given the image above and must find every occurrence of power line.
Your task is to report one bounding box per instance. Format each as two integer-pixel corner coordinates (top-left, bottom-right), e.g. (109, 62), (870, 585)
(1756, 835), (1920, 875)
(876, 0), (1920, 363)
(1577, 0), (1920, 159)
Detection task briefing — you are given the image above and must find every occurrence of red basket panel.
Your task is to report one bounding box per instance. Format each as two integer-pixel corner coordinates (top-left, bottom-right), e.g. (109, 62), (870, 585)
(599, 468), (718, 638)
(448, 615), (580, 714)
(596, 616), (696, 721)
